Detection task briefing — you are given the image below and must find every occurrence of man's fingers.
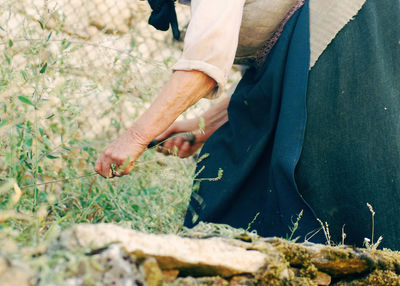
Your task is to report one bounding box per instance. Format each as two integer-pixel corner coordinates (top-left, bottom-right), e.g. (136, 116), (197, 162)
(178, 141), (190, 158)
(121, 162), (135, 175)
(170, 137), (183, 155)
(158, 135), (191, 156)
(101, 165), (112, 178)
(99, 156), (113, 178)
(94, 159), (101, 174)
(161, 139), (173, 155)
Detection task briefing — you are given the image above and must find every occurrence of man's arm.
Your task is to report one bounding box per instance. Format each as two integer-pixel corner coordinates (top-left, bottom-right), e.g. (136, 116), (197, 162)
(95, 70), (216, 177)
(157, 95), (230, 158)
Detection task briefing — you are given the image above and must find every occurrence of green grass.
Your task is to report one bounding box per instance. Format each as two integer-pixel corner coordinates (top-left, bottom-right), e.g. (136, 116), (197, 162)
(0, 6), (199, 283)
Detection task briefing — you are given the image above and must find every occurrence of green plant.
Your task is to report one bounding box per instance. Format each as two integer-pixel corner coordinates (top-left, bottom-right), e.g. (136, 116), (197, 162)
(0, 3), (197, 281)
(286, 210), (303, 242)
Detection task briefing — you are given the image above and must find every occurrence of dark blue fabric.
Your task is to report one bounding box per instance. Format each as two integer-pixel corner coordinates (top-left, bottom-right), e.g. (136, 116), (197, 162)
(184, 1), (324, 242)
(296, 0), (400, 249)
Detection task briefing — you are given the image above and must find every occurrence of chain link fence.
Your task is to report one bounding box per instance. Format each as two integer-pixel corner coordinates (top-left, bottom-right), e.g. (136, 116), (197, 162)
(0, 0), (241, 194)
(0, 0), (245, 241)
(1, 0), (195, 137)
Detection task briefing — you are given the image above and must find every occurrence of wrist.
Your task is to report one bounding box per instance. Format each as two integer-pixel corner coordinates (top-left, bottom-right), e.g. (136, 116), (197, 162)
(126, 123), (152, 148)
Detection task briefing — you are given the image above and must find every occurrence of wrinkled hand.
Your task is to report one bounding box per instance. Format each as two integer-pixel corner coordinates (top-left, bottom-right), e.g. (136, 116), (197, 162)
(156, 119), (207, 158)
(95, 130), (148, 178)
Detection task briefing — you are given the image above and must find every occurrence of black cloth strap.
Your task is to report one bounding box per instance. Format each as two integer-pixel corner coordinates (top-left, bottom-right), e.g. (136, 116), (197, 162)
(148, 0), (180, 40)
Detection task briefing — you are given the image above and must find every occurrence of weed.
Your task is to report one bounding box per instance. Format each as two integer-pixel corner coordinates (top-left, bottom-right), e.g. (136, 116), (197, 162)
(286, 210), (303, 242)
(246, 212), (260, 232)
(364, 203), (383, 250)
(341, 224), (346, 246)
(0, 1), (198, 283)
(316, 218), (332, 246)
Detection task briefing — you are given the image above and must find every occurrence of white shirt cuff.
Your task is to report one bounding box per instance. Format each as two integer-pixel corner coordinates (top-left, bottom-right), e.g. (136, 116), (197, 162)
(173, 59), (226, 98)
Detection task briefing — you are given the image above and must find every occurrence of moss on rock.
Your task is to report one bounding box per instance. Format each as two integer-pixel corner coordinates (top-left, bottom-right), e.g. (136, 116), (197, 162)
(334, 270), (400, 286)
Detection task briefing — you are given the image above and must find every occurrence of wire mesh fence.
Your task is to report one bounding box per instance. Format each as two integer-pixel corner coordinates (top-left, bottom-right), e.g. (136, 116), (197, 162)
(1, 0), (193, 138)
(0, 0), (240, 205)
(0, 0), (199, 205)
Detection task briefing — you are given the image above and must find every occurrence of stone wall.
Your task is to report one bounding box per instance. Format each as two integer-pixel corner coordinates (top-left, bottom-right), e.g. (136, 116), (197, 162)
(2, 223), (399, 285)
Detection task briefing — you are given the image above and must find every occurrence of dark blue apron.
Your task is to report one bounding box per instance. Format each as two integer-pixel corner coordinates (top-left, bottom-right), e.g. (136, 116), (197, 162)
(296, 0), (400, 249)
(184, 0), (325, 243)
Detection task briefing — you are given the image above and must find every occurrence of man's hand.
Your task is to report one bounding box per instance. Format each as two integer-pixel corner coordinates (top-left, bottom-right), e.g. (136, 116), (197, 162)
(156, 119), (206, 158)
(94, 70), (217, 178)
(156, 96), (231, 158)
(95, 129), (148, 178)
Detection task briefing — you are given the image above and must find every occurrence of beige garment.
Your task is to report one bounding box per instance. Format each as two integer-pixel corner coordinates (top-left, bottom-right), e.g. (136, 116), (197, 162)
(236, 0), (298, 65)
(309, 0), (366, 68)
(174, 0), (366, 97)
(174, 0), (296, 97)
(173, 0), (246, 98)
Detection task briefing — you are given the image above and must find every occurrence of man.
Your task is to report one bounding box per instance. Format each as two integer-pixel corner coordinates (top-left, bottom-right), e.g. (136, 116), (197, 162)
(96, 0), (400, 249)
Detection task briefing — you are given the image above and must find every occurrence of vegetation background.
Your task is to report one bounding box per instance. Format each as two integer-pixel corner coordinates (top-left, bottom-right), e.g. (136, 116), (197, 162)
(0, 1), (240, 283)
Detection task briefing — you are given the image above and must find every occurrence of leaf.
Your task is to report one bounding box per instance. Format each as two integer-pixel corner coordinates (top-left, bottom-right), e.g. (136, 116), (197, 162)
(8, 40), (13, 48)
(20, 71), (28, 81)
(24, 136), (33, 147)
(18, 96), (35, 107)
(46, 32), (52, 42)
(0, 119), (6, 128)
(39, 128), (45, 137)
(61, 39), (71, 50)
(4, 53), (10, 65)
(38, 20), (44, 30)
(0, 79), (7, 86)
(198, 117), (205, 132)
(42, 136), (51, 147)
(62, 146), (71, 151)
(23, 160), (33, 169)
(46, 114), (55, 119)
(64, 41), (71, 50)
(0, 102), (6, 113)
(46, 154), (59, 159)
(39, 62), (47, 74)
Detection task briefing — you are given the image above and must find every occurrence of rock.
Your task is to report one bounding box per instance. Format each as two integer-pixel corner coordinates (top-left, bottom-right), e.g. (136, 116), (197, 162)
(270, 239), (375, 277)
(312, 257), (371, 277)
(314, 271), (332, 286)
(0, 257), (32, 286)
(291, 268), (331, 286)
(58, 223), (268, 277)
(333, 269), (400, 286)
(54, 223), (400, 286)
(64, 244), (146, 286)
(0, 257), (9, 276)
(141, 257), (163, 286)
(163, 270), (180, 282)
(95, 244), (146, 286)
(167, 277), (229, 286)
(229, 275), (255, 286)
(88, 0), (138, 34)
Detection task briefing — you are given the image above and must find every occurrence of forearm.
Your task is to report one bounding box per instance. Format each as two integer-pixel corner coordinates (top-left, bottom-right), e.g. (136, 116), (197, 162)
(200, 96), (230, 137)
(127, 70), (216, 145)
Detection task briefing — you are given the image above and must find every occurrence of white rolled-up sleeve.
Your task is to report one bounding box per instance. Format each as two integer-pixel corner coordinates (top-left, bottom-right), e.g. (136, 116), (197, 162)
(173, 0), (246, 98)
